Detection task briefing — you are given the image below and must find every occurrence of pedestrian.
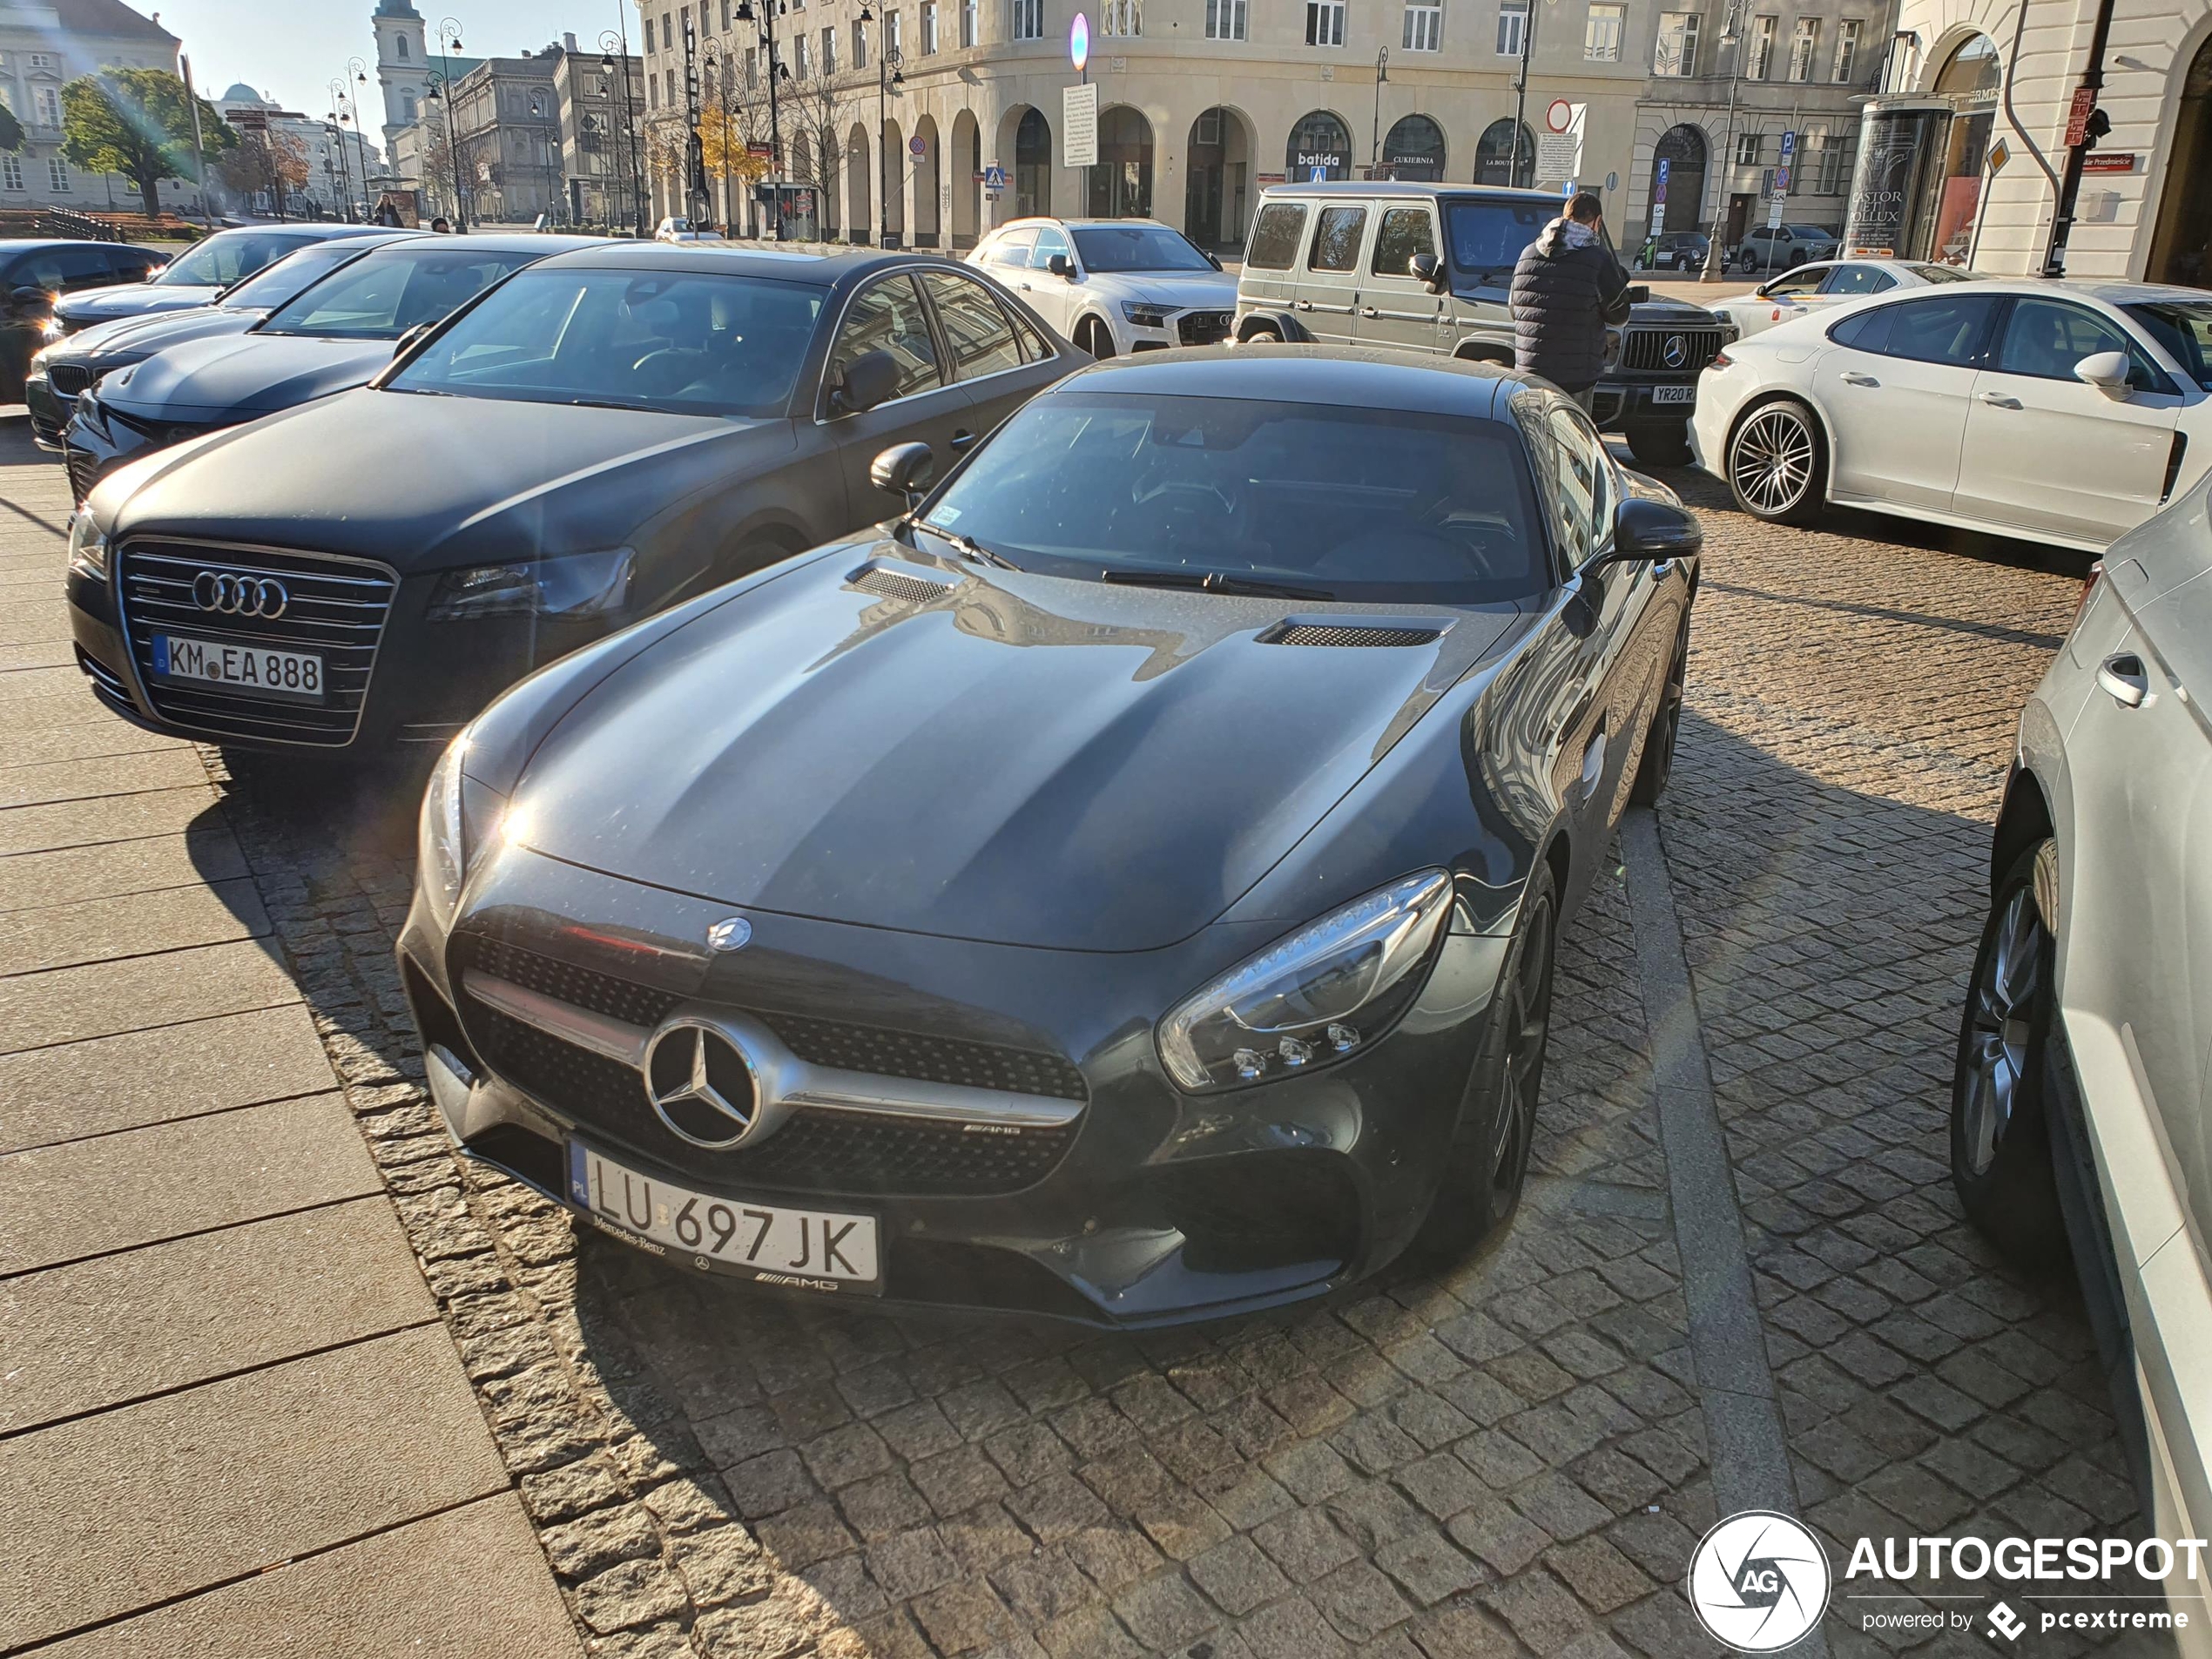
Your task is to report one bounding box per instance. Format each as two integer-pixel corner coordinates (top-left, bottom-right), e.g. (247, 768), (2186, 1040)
(1509, 191), (1632, 416)
(429, 216), (452, 233)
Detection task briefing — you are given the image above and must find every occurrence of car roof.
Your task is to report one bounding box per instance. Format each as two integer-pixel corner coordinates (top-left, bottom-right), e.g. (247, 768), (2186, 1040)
(533, 240), (995, 287)
(368, 232), (601, 256)
(992, 216), (1177, 233)
(1888, 276), (2209, 305)
(1052, 343), (1531, 419)
(1258, 180), (1561, 206)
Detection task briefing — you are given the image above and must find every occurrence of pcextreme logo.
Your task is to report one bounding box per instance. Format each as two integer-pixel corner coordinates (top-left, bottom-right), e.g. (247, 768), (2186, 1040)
(1687, 1511), (1832, 1652)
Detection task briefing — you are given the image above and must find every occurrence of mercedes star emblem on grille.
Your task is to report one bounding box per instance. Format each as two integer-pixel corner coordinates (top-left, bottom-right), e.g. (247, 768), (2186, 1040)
(706, 916), (752, 952)
(1662, 334), (1689, 368)
(192, 570), (289, 618)
(644, 1017), (759, 1148)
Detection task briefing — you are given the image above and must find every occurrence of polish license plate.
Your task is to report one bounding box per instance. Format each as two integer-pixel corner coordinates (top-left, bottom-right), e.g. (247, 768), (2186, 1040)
(1650, 385), (1696, 406)
(567, 1141), (881, 1293)
(152, 633), (325, 702)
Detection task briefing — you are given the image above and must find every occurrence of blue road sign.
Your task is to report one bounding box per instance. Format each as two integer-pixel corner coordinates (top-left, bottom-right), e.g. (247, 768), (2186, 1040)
(1308, 165), (1327, 182)
(1780, 128), (1797, 158)
(1656, 157), (1670, 204)
(982, 164), (1008, 191)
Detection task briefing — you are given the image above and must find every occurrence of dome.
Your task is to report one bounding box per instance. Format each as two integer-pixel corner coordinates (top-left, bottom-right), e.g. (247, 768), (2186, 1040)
(220, 82), (263, 103)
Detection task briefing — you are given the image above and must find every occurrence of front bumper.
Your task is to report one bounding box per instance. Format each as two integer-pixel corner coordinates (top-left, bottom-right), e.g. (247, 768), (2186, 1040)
(1117, 307), (1236, 354)
(23, 369), (72, 451)
(1591, 377), (1703, 431)
(398, 844), (1513, 1327)
(61, 398), (218, 504)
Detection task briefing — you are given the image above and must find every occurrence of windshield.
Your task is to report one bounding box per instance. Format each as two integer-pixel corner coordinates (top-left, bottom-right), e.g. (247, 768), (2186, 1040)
(1445, 199), (1612, 289)
(219, 239), (386, 312)
(260, 246), (540, 340)
(387, 266), (824, 416)
(2125, 301), (2212, 390)
(154, 232), (319, 288)
(1070, 225), (1214, 273)
(921, 391), (1546, 604)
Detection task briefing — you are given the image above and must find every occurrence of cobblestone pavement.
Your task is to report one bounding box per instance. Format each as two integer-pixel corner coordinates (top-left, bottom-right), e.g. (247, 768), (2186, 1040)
(60, 445), (2155, 1656)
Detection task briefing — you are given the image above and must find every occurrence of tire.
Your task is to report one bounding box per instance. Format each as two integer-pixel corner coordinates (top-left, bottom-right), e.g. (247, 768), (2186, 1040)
(1625, 421), (1695, 469)
(1080, 317), (1116, 359)
(1414, 861), (1560, 1261)
(1726, 398), (1826, 525)
(1737, 248), (1759, 273)
(1629, 618), (1689, 806)
(1951, 840), (2067, 1266)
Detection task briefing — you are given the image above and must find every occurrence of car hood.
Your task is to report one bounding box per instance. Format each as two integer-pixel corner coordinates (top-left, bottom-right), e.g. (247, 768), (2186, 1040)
(77, 307), (264, 369)
(1098, 270), (1240, 309)
(57, 284), (221, 324)
(100, 388), (775, 569)
(1628, 296), (1725, 325)
(97, 333), (398, 418)
(514, 548), (1520, 951)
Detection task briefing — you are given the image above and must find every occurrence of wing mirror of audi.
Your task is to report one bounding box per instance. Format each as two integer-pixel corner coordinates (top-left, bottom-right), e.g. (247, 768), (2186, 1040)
(10, 286), (48, 313)
(1046, 253), (1076, 280)
(871, 441), (937, 509)
(2074, 350), (2134, 400)
(834, 349), (903, 415)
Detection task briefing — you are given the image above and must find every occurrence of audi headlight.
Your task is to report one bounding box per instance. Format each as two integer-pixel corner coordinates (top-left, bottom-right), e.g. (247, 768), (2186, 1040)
(65, 509), (110, 580)
(1121, 302), (1174, 329)
(1158, 870), (1454, 1092)
(426, 548), (635, 623)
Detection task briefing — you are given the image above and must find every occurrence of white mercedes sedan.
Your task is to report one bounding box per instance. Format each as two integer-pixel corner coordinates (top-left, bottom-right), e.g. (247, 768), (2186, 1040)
(1691, 279), (2212, 553)
(968, 218), (1238, 360)
(1704, 257), (1981, 341)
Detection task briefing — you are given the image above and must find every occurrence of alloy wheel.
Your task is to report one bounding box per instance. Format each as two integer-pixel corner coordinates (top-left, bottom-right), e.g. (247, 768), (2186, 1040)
(1489, 894), (1556, 1202)
(1730, 407), (1816, 516)
(1959, 884), (2047, 1177)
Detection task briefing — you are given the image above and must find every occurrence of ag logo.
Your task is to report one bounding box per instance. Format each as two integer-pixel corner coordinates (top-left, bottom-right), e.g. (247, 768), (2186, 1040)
(1686, 1511), (1831, 1651)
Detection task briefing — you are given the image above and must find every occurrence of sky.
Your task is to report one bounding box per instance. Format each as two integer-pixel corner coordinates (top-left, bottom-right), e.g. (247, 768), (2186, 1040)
(146, 0), (630, 133)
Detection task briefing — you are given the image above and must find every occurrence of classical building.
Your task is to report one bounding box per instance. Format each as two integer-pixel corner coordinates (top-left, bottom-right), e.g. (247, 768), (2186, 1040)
(213, 84), (382, 218)
(0, 0), (180, 211)
(637, 0), (1676, 248)
(1851, 0), (2210, 281)
(441, 48), (563, 224)
(551, 41), (645, 230)
(1624, 0), (1900, 253)
(371, 0), (481, 158)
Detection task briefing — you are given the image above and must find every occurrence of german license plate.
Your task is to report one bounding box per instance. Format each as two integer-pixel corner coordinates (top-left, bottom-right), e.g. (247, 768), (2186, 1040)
(567, 1141), (882, 1293)
(152, 633), (325, 702)
(1651, 385), (1696, 406)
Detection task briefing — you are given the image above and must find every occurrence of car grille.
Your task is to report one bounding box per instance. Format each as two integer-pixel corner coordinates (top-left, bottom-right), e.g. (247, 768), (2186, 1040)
(114, 541), (398, 745)
(464, 935), (1090, 1103)
(1621, 327), (1727, 374)
(1177, 310), (1234, 347)
(1268, 624), (1440, 649)
(47, 363), (91, 396)
(462, 997), (1081, 1197)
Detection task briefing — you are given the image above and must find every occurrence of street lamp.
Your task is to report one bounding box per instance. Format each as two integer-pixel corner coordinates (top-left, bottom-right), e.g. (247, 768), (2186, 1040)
(1699, 0), (1747, 283)
(735, 0), (786, 239)
(1369, 46), (1388, 179)
(860, 5), (903, 246)
(599, 24), (649, 236)
(327, 79), (358, 219)
(701, 39), (745, 234)
(423, 71), (466, 229)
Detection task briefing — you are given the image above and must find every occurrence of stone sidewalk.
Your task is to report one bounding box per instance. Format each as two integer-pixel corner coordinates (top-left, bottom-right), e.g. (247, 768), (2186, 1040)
(0, 416), (580, 1656)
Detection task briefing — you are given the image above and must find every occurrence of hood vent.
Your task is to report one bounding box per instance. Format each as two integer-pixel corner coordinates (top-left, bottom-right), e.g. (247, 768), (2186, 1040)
(1264, 623), (1442, 649)
(850, 563), (954, 604)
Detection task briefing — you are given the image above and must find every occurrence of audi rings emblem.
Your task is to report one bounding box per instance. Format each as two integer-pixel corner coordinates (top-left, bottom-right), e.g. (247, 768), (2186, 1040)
(1662, 334), (1689, 368)
(192, 570), (288, 618)
(643, 1017), (760, 1149)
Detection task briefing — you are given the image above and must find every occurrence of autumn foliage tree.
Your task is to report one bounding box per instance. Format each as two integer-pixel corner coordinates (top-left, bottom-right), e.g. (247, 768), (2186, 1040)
(60, 67), (233, 217)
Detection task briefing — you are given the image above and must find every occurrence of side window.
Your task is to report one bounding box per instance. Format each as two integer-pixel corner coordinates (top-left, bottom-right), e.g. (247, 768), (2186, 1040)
(1765, 266), (1827, 298)
(1244, 202), (1308, 270)
(982, 229), (1035, 268)
(1994, 297), (2157, 388)
(1369, 207), (1437, 278)
(1029, 226), (1072, 270)
(1545, 403), (1603, 568)
(921, 270), (1023, 379)
(12, 250), (67, 288)
(1817, 265), (1885, 296)
(827, 275), (943, 407)
(56, 246), (114, 286)
(1308, 206), (1367, 273)
(1828, 304), (1892, 353)
(1881, 294), (2002, 366)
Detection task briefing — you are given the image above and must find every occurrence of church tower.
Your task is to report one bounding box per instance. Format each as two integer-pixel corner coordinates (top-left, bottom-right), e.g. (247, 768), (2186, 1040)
(372, 0), (428, 155)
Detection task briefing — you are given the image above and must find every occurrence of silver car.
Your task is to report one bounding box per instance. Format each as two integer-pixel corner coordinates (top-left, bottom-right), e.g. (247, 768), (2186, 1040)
(1953, 468), (2212, 1643)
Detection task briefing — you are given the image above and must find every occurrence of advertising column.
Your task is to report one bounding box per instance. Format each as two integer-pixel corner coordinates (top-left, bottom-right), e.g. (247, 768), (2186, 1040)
(1842, 99), (1950, 258)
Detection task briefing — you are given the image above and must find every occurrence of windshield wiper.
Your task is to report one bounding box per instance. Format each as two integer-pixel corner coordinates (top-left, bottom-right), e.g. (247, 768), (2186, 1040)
(1099, 569), (1336, 602)
(914, 520), (1019, 570)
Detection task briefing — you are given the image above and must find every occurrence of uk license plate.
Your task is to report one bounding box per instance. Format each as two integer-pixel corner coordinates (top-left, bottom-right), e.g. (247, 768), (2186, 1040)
(567, 1141), (882, 1293)
(1651, 385), (1696, 406)
(152, 633), (325, 702)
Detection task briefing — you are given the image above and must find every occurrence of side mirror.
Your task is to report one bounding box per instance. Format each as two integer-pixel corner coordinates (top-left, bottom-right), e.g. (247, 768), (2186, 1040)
(834, 348), (902, 415)
(870, 441), (936, 507)
(1047, 253), (1074, 279)
(1603, 496), (1703, 564)
(1408, 252), (1445, 293)
(10, 286), (48, 310)
(1624, 283), (1650, 306)
(2074, 349), (2134, 398)
(1206, 250), (1224, 271)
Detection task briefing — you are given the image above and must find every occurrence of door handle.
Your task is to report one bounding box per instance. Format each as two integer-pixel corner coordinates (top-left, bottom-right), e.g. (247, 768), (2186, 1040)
(949, 428), (978, 452)
(1979, 391), (2023, 408)
(1840, 371), (1879, 387)
(1360, 306), (1379, 318)
(2097, 652), (2151, 708)
(1295, 299), (1312, 310)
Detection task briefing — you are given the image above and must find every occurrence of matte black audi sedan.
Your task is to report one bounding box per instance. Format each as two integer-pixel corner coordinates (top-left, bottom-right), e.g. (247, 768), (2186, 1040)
(65, 244), (1078, 752)
(397, 347), (1703, 1326)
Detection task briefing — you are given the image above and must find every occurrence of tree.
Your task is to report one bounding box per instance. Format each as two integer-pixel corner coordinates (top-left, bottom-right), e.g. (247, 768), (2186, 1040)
(59, 67), (233, 218)
(0, 99), (23, 156)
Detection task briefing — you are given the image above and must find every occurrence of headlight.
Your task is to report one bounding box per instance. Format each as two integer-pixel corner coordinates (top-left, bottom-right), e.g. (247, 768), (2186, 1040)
(1158, 870), (1454, 1092)
(426, 548), (635, 623)
(1121, 302), (1173, 329)
(66, 510), (109, 580)
(417, 731), (511, 928)
(40, 317), (64, 341)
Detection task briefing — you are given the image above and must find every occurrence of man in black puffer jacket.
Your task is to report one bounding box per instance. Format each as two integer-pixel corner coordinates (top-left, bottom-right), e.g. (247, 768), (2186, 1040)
(1509, 192), (1632, 413)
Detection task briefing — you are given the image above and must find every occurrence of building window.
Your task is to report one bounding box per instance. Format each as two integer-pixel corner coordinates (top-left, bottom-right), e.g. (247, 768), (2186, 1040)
(1403, 1), (1440, 50)
(1205, 0), (1247, 37)
(1815, 134), (1850, 192)
(1654, 10), (1697, 75)
(1833, 18), (1862, 82)
(818, 25), (833, 71)
(1582, 2), (1622, 60)
(722, 0), (732, 29)
(395, 34), (410, 59)
(1011, 0), (1042, 38)
(1495, 0), (1527, 57)
(887, 9), (902, 52)
(48, 155), (69, 192)
(852, 20), (866, 66)
(1789, 17), (1818, 80)
(1, 154), (21, 192)
(1744, 14), (1774, 78)
(1101, 0), (1140, 36)
(28, 51), (56, 70)
(1305, 0), (1345, 45)
(401, 90), (417, 119)
(35, 84), (59, 125)
(1736, 130), (1762, 166)
(663, 12), (674, 48)
(961, 0), (978, 45)
(745, 46), (759, 84)
(794, 34), (810, 75)
(921, 2), (938, 50)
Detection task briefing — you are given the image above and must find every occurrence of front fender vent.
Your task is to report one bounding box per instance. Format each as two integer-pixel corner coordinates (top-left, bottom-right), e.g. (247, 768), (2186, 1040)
(850, 564), (954, 604)
(1264, 623), (1442, 648)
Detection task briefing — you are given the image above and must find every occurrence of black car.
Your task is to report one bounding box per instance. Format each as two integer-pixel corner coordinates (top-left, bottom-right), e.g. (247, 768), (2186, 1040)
(24, 233), (418, 449)
(1641, 231), (1711, 273)
(65, 245), (1080, 752)
(1, 239), (169, 402)
(45, 223), (393, 338)
(395, 347), (1702, 1326)
(62, 233), (596, 502)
